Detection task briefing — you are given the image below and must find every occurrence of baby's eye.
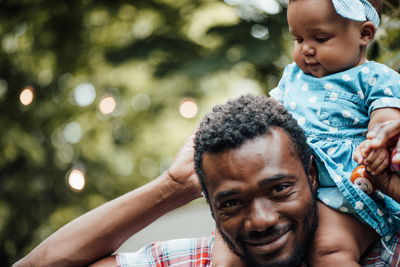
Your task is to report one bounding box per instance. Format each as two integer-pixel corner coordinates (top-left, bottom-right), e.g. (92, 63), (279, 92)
(294, 38), (303, 43)
(315, 37), (329, 43)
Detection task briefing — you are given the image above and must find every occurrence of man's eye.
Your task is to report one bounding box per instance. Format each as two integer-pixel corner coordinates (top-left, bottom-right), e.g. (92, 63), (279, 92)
(218, 199), (244, 214)
(221, 199), (242, 208)
(271, 184), (291, 194)
(294, 38), (303, 43)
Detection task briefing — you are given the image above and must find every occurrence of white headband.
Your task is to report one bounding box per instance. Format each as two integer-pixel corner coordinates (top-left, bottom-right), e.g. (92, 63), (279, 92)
(332, 0), (380, 29)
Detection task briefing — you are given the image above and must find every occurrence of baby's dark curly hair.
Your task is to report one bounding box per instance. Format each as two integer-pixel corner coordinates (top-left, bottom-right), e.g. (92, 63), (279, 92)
(194, 94), (313, 201)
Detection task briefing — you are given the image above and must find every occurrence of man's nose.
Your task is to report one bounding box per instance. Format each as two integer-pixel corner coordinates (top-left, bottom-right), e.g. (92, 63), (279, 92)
(302, 42), (315, 56)
(244, 199), (279, 232)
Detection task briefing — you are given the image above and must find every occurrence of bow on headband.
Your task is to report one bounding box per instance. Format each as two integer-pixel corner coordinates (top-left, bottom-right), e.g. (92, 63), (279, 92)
(332, 0), (380, 29)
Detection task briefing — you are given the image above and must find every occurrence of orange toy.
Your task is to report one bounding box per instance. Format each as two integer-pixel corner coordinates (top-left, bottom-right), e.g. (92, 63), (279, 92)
(350, 165), (375, 195)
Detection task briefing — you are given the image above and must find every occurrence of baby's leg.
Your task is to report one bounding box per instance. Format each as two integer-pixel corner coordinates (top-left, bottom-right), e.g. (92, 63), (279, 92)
(212, 229), (245, 267)
(307, 202), (378, 267)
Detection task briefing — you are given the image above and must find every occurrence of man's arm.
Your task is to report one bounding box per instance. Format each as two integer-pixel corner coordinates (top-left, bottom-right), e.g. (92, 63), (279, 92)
(13, 134), (202, 267)
(89, 256), (117, 267)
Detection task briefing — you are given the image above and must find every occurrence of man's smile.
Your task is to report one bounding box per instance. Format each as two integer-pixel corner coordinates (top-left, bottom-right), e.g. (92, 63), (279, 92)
(242, 225), (292, 255)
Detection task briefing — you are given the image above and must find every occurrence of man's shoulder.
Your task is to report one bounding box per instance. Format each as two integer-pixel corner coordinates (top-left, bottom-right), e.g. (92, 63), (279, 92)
(116, 236), (213, 267)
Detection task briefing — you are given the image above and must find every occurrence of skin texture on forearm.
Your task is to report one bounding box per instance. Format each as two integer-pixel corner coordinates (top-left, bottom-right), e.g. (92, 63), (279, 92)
(13, 171), (200, 267)
(368, 108), (400, 131)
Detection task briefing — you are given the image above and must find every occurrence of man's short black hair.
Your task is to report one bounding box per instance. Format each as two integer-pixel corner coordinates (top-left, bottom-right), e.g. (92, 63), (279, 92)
(194, 94), (313, 201)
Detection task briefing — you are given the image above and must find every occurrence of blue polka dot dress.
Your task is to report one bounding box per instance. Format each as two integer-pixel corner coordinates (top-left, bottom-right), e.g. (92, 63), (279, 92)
(270, 61), (400, 246)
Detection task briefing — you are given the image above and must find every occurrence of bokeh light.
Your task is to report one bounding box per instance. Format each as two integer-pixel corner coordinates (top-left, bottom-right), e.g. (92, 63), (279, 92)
(73, 83), (96, 107)
(139, 157), (159, 178)
(179, 98), (198, 119)
(252, 0), (281, 14)
(2, 33), (18, 53)
(67, 168), (86, 191)
(114, 153), (134, 176)
(224, 0), (281, 21)
(63, 122), (83, 144)
(99, 95), (116, 114)
(131, 93), (151, 111)
(251, 24), (269, 40)
(0, 79), (8, 98)
(20, 86), (34, 106)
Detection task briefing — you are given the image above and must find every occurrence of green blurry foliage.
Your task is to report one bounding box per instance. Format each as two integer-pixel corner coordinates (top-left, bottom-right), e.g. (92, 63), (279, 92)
(0, 0), (287, 265)
(0, 0), (399, 265)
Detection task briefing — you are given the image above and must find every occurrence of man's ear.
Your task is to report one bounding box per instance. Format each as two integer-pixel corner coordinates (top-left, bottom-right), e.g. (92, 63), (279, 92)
(360, 21), (376, 46)
(308, 156), (319, 192)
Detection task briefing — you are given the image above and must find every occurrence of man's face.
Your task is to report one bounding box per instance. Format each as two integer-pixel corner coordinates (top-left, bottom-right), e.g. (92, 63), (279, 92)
(203, 129), (318, 267)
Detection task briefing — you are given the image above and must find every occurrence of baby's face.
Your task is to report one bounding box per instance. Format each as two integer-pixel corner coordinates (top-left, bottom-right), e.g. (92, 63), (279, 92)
(287, 0), (366, 78)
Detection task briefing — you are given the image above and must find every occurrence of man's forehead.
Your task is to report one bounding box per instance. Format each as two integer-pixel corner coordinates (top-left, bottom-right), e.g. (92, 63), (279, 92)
(202, 129), (305, 185)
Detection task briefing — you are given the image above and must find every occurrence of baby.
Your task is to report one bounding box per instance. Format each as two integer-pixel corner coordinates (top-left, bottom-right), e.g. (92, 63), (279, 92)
(213, 0), (400, 266)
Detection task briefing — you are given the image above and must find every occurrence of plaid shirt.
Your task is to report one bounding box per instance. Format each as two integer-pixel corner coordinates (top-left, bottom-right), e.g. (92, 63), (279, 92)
(117, 236), (213, 267)
(117, 233), (400, 267)
(360, 233), (400, 267)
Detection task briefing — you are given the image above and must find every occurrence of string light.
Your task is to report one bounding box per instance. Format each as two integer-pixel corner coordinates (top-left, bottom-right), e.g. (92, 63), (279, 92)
(73, 83), (96, 107)
(20, 86), (34, 106)
(179, 98), (198, 118)
(67, 168), (86, 191)
(99, 95), (116, 114)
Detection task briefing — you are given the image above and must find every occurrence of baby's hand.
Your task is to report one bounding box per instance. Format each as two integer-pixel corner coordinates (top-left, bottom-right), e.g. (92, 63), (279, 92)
(366, 121), (400, 165)
(354, 139), (374, 165)
(363, 147), (389, 175)
(354, 139), (389, 175)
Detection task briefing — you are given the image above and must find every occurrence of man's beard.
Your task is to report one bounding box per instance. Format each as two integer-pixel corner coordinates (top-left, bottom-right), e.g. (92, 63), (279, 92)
(217, 198), (318, 267)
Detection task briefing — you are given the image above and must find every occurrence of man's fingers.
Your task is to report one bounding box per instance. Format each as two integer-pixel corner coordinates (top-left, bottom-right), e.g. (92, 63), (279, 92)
(368, 121), (400, 148)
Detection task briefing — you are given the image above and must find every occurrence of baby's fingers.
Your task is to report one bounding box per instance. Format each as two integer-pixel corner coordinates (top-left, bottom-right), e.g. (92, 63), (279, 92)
(355, 140), (373, 162)
(366, 156), (389, 175)
(353, 148), (363, 165)
(364, 149), (389, 175)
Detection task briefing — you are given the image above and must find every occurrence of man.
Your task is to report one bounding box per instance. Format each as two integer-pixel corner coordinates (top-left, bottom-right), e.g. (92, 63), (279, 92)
(115, 95), (318, 267)
(14, 95), (400, 267)
(192, 95), (318, 267)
